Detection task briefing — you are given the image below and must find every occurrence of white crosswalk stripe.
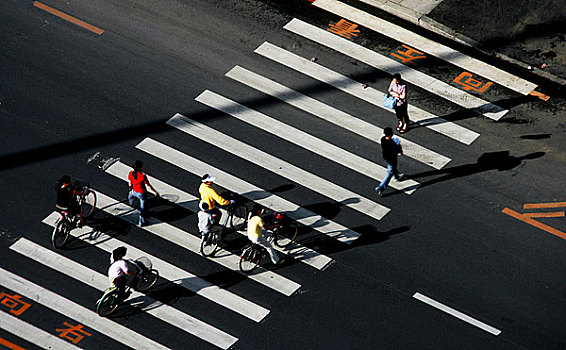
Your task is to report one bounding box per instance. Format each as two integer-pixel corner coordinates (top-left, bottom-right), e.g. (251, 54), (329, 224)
(250, 43), (480, 146)
(314, 0), (537, 95)
(0, 267), (170, 350)
(70, 192), (302, 296)
(197, 90), (423, 192)
(105, 160), (333, 270)
(167, 114), (391, 221)
(0, 310), (82, 350)
(10, 238), (239, 349)
(39, 216), (270, 322)
(135, 138), (362, 244)
(284, 18), (509, 120)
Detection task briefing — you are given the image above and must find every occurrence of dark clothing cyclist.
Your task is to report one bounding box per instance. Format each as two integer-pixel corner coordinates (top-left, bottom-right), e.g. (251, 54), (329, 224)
(55, 175), (85, 218)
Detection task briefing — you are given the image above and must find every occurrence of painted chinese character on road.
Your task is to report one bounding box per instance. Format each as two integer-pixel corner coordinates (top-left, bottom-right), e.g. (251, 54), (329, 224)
(55, 322), (93, 344)
(390, 45), (427, 65)
(453, 71), (493, 93)
(327, 19), (360, 40)
(0, 292), (31, 316)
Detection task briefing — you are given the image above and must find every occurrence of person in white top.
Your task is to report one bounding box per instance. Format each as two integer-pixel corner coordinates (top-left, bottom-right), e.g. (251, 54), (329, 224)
(197, 201), (222, 245)
(108, 247), (138, 296)
(388, 73), (410, 133)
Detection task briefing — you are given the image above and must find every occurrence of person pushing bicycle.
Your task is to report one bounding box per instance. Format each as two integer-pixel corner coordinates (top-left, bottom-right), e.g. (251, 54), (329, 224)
(247, 204), (281, 265)
(55, 175), (89, 224)
(199, 174), (234, 225)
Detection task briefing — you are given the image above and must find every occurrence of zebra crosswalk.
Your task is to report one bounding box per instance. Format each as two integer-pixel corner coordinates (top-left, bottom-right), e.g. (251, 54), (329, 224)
(3, 9), (534, 349)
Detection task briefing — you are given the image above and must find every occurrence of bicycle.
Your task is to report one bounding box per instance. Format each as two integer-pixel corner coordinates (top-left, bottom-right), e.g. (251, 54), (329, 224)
(238, 212), (297, 273)
(96, 257), (159, 317)
(52, 183), (97, 249)
(221, 191), (248, 231)
(200, 192), (248, 257)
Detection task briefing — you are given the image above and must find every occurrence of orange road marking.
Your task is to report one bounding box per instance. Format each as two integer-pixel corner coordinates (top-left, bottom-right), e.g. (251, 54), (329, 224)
(502, 208), (566, 240)
(33, 1), (104, 35)
(523, 201), (566, 209)
(0, 337), (26, 350)
(524, 211), (565, 218)
(528, 90), (550, 101)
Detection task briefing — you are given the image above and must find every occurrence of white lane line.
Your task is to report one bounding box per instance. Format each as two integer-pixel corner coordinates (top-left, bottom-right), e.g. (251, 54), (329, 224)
(251, 43), (479, 146)
(136, 138), (361, 245)
(284, 18), (508, 121)
(198, 90), (423, 192)
(10, 238), (239, 349)
(0, 266), (170, 350)
(105, 160), (332, 271)
(67, 192), (301, 297)
(167, 114), (391, 221)
(313, 0), (537, 95)
(36, 218), (269, 324)
(0, 310), (82, 350)
(413, 292), (501, 336)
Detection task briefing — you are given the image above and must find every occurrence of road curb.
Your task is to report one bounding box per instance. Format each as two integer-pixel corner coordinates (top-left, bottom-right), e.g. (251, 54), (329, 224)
(357, 0), (566, 88)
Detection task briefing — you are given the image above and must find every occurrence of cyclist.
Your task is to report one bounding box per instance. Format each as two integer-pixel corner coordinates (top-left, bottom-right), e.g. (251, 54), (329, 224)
(128, 160), (159, 227)
(247, 204), (281, 265)
(198, 174), (233, 225)
(55, 175), (89, 224)
(108, 247), (139, 299)
(198, 201), (222, 245)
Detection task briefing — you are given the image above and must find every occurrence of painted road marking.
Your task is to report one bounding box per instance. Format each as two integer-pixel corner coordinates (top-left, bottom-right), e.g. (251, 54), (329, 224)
(10, 238), (238, 349)
(0, 267), (169, 350)
(33, 1), (104, 35)
(502, 207), (566, 241)
(104, 160), (333, 270)
(523, 201), (566, 209)
(0, 311), (82, 350)
(284, 18), (508, 121)
(252, 42), (480, 146)
(226, 64), (459, 168)
(167, 114), (391, 221)
(29, 220), (270, 324)
(197, 89), (423, 191)
(69, 191), (302, 296)
(310, 0), (537, 95)
(413, 292), (501, 336)
(135, 138), (361, 244)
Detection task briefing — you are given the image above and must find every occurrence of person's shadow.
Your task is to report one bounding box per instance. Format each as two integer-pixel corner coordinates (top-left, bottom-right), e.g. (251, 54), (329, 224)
(406, 151), (545, 189)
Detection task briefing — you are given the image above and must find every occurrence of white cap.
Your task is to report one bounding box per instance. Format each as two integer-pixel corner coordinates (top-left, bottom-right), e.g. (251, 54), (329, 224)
(201, 174), (216, 183)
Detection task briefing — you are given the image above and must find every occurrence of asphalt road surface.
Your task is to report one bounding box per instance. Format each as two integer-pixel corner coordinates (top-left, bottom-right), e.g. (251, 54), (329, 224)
(1, 0), (565, 349)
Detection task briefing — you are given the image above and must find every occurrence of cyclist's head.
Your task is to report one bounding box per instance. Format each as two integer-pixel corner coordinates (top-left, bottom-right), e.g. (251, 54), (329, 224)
(383, 127), (394, 137)
(58, 175), (71, 184)
(199, 201), (209, 211)
(112, 246), (127, 261)
(250, 204), (264, 217)
(201, 174), (216, 183)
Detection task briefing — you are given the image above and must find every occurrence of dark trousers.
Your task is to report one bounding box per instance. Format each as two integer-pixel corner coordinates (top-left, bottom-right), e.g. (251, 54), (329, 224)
(394, 103), (409, 127)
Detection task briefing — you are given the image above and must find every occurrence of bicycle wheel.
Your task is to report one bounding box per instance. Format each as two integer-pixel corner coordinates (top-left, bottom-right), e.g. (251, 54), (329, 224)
(80, 191), (97, 218)
(135, 269), (159, 291)
(52, 219), (71, 249)
(274, 223), (298, 248)
(200, 233), (218, 257)
(239, 246), (261, 274)
(97, 291), (120, 317)
(229, 204), (248, 231)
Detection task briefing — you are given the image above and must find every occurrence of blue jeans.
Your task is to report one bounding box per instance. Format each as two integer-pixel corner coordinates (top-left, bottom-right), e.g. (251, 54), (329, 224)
(377, 163), (400, 192)
(128, 190), (148, 226)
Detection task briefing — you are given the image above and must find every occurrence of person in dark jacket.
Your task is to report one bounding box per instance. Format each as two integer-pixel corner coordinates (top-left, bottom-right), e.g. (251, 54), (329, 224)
(376, 127), (405, 196)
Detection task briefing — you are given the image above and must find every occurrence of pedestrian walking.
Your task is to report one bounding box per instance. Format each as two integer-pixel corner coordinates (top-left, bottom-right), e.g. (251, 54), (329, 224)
(128, 160), (159, 227)
(376, 127), (405, 196)
(389, 73), (410, 133)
